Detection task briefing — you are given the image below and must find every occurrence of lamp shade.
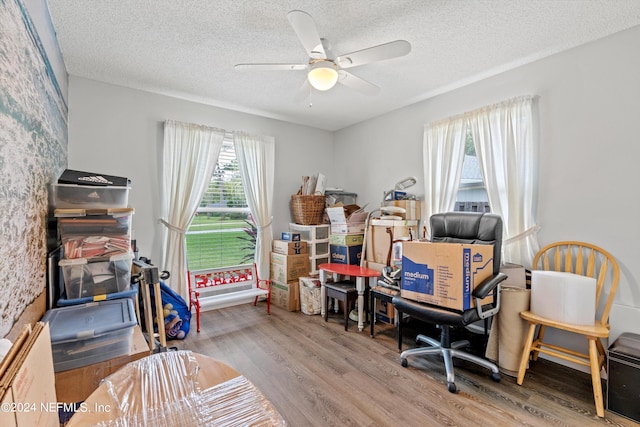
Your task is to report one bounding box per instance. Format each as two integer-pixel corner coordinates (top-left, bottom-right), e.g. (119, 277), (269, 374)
(308, 61), (338, 91)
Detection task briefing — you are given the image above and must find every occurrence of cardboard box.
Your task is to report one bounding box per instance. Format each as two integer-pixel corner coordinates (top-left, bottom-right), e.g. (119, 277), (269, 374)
(54, 325), (149, 403)
(270, 280), (300, 311)
(375, 298), (395, 325)
(365, 261), (387, 272)
(401, 241), (494, 311)
(0, 391), (16, 427)
(272, 239), (307, 255)
(329, 233), (364, 246)
(329, 244), (363, 265)
(366, 219), (418, 264)
(383, 199), (421, 220)
(270, 253), (310, 283)
(281, 232), (301, 241)
(326, 206), (368, 224)
(326, 206), (368, 235)
(330, 223), (366, 234)
(0, 323), (58, 427)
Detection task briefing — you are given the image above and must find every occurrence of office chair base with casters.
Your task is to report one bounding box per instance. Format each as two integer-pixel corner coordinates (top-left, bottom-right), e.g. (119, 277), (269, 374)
(393, 297), (500, 393)
(400, 330), (500, 393)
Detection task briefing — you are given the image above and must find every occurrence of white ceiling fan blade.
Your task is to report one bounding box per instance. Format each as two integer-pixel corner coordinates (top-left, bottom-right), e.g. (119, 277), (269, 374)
(337, 70), (380, 95)
(234, 63), (308, 71)
(293, 79), (311, 105)
(287, 10), (326, 58)
(336, 40), (411, 69)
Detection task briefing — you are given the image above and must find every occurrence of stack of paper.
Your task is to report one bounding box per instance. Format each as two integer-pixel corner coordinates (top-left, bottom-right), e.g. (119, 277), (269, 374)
(300, 173), (326, 195)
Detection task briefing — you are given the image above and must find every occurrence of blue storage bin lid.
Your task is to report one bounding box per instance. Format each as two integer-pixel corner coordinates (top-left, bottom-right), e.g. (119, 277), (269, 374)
(56, 283), (138, 307)
(42, 299), (137, 343)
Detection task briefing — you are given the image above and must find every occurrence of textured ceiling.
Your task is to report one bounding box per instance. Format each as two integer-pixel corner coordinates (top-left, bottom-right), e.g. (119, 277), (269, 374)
(46, 0), (640, 131)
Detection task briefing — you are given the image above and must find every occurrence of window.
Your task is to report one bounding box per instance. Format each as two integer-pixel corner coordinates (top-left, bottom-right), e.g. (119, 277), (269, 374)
(185, 138), (255, 271)
(455, 130), (490, 213)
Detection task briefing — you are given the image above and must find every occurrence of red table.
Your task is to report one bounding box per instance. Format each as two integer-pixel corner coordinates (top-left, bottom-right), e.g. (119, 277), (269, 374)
(318, 263), (380, 332)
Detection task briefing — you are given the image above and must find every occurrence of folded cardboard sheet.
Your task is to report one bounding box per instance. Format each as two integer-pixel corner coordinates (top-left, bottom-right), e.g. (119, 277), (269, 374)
(0, 323), (58, 427)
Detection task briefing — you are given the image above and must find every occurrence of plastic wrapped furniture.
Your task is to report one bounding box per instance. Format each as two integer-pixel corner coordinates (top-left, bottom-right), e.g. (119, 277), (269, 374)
(66, 350), (285, 426)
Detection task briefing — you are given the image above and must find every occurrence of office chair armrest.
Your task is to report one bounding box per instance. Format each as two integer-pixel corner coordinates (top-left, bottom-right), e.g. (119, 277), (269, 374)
(473, 272), (508, 320)
(472, 272), (507, 299)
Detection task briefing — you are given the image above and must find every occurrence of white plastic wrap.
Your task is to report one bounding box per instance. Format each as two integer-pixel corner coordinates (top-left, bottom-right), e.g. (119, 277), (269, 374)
(530, 270), (596, 325)
(69, 350), (285, 426)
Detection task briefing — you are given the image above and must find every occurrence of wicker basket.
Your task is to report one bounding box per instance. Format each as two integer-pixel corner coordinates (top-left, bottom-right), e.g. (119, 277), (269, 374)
(291, 194), (325, 225)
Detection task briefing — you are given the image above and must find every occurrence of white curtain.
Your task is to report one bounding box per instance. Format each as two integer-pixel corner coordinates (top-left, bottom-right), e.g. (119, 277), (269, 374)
(469, 96), (540, 266)
(160, 120), (225, 301)
(422, 116), (467, 237)
(233, 132), (275, 281)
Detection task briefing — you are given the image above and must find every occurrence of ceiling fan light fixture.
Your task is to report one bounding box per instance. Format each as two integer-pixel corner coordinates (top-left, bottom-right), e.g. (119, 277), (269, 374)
(308, 61), (338, 91)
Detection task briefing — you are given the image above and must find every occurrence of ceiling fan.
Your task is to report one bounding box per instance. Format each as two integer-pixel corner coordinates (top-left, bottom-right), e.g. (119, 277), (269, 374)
(234, 10), (411, 96)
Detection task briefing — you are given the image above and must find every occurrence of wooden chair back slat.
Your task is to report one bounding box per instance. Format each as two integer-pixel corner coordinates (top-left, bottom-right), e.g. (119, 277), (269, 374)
(565, 244), (574, 273)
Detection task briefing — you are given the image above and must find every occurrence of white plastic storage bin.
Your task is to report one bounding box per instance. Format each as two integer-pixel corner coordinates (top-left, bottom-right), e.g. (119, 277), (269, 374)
(310, 256), (329, 275)
(55, 208), (133, 259)
(52, 183), (130, 209)
(55, 208), (133, 235)
(42, 299), (137, 372)
(289, 223), (330, 241)
(59, 252), (134, 299)
(309, 241), (329, 257)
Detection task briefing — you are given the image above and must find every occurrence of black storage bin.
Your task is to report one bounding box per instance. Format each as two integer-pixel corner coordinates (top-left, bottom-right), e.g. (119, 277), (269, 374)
(607, 332), (640, 421)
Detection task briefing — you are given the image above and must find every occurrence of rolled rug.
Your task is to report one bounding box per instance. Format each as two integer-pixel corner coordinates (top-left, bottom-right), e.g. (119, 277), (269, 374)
(497, 286), (531, 376)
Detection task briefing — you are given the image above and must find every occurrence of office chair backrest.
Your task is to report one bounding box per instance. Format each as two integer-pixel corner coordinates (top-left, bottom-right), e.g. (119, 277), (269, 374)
(430, 212), (503, 275)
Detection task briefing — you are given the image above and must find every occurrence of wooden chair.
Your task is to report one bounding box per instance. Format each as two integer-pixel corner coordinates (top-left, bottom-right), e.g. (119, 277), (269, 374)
(516, 241), (619, 418)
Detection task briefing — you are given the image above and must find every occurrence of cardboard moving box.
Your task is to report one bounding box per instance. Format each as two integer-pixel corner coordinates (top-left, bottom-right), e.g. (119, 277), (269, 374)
(326, 206), (368, 234)
(329, 244), (362, 265)
(383, 200), (421, 220)
(271, 280), (300, 312)
(401, 241), (494, 311)
(272, 239), (307, 255)
(366, 219), (418, 264)
(375, 298), (395, 325)
(281, 232), (301, 242)
(270, 252), (310, 283)
(0, 323), (58, 427)
(328, 233), (364, 246)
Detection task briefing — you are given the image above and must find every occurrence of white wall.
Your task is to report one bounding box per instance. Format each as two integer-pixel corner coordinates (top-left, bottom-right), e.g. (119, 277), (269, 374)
(333, 25), (640, 359)
(67, 77), (334, 265)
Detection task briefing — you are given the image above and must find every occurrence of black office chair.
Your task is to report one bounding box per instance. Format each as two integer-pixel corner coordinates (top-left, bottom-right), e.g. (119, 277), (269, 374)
(392, 212), (507, 393)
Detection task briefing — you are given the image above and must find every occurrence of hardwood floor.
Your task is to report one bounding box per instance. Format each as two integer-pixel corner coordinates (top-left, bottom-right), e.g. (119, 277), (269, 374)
(177, 302), (637, 427)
